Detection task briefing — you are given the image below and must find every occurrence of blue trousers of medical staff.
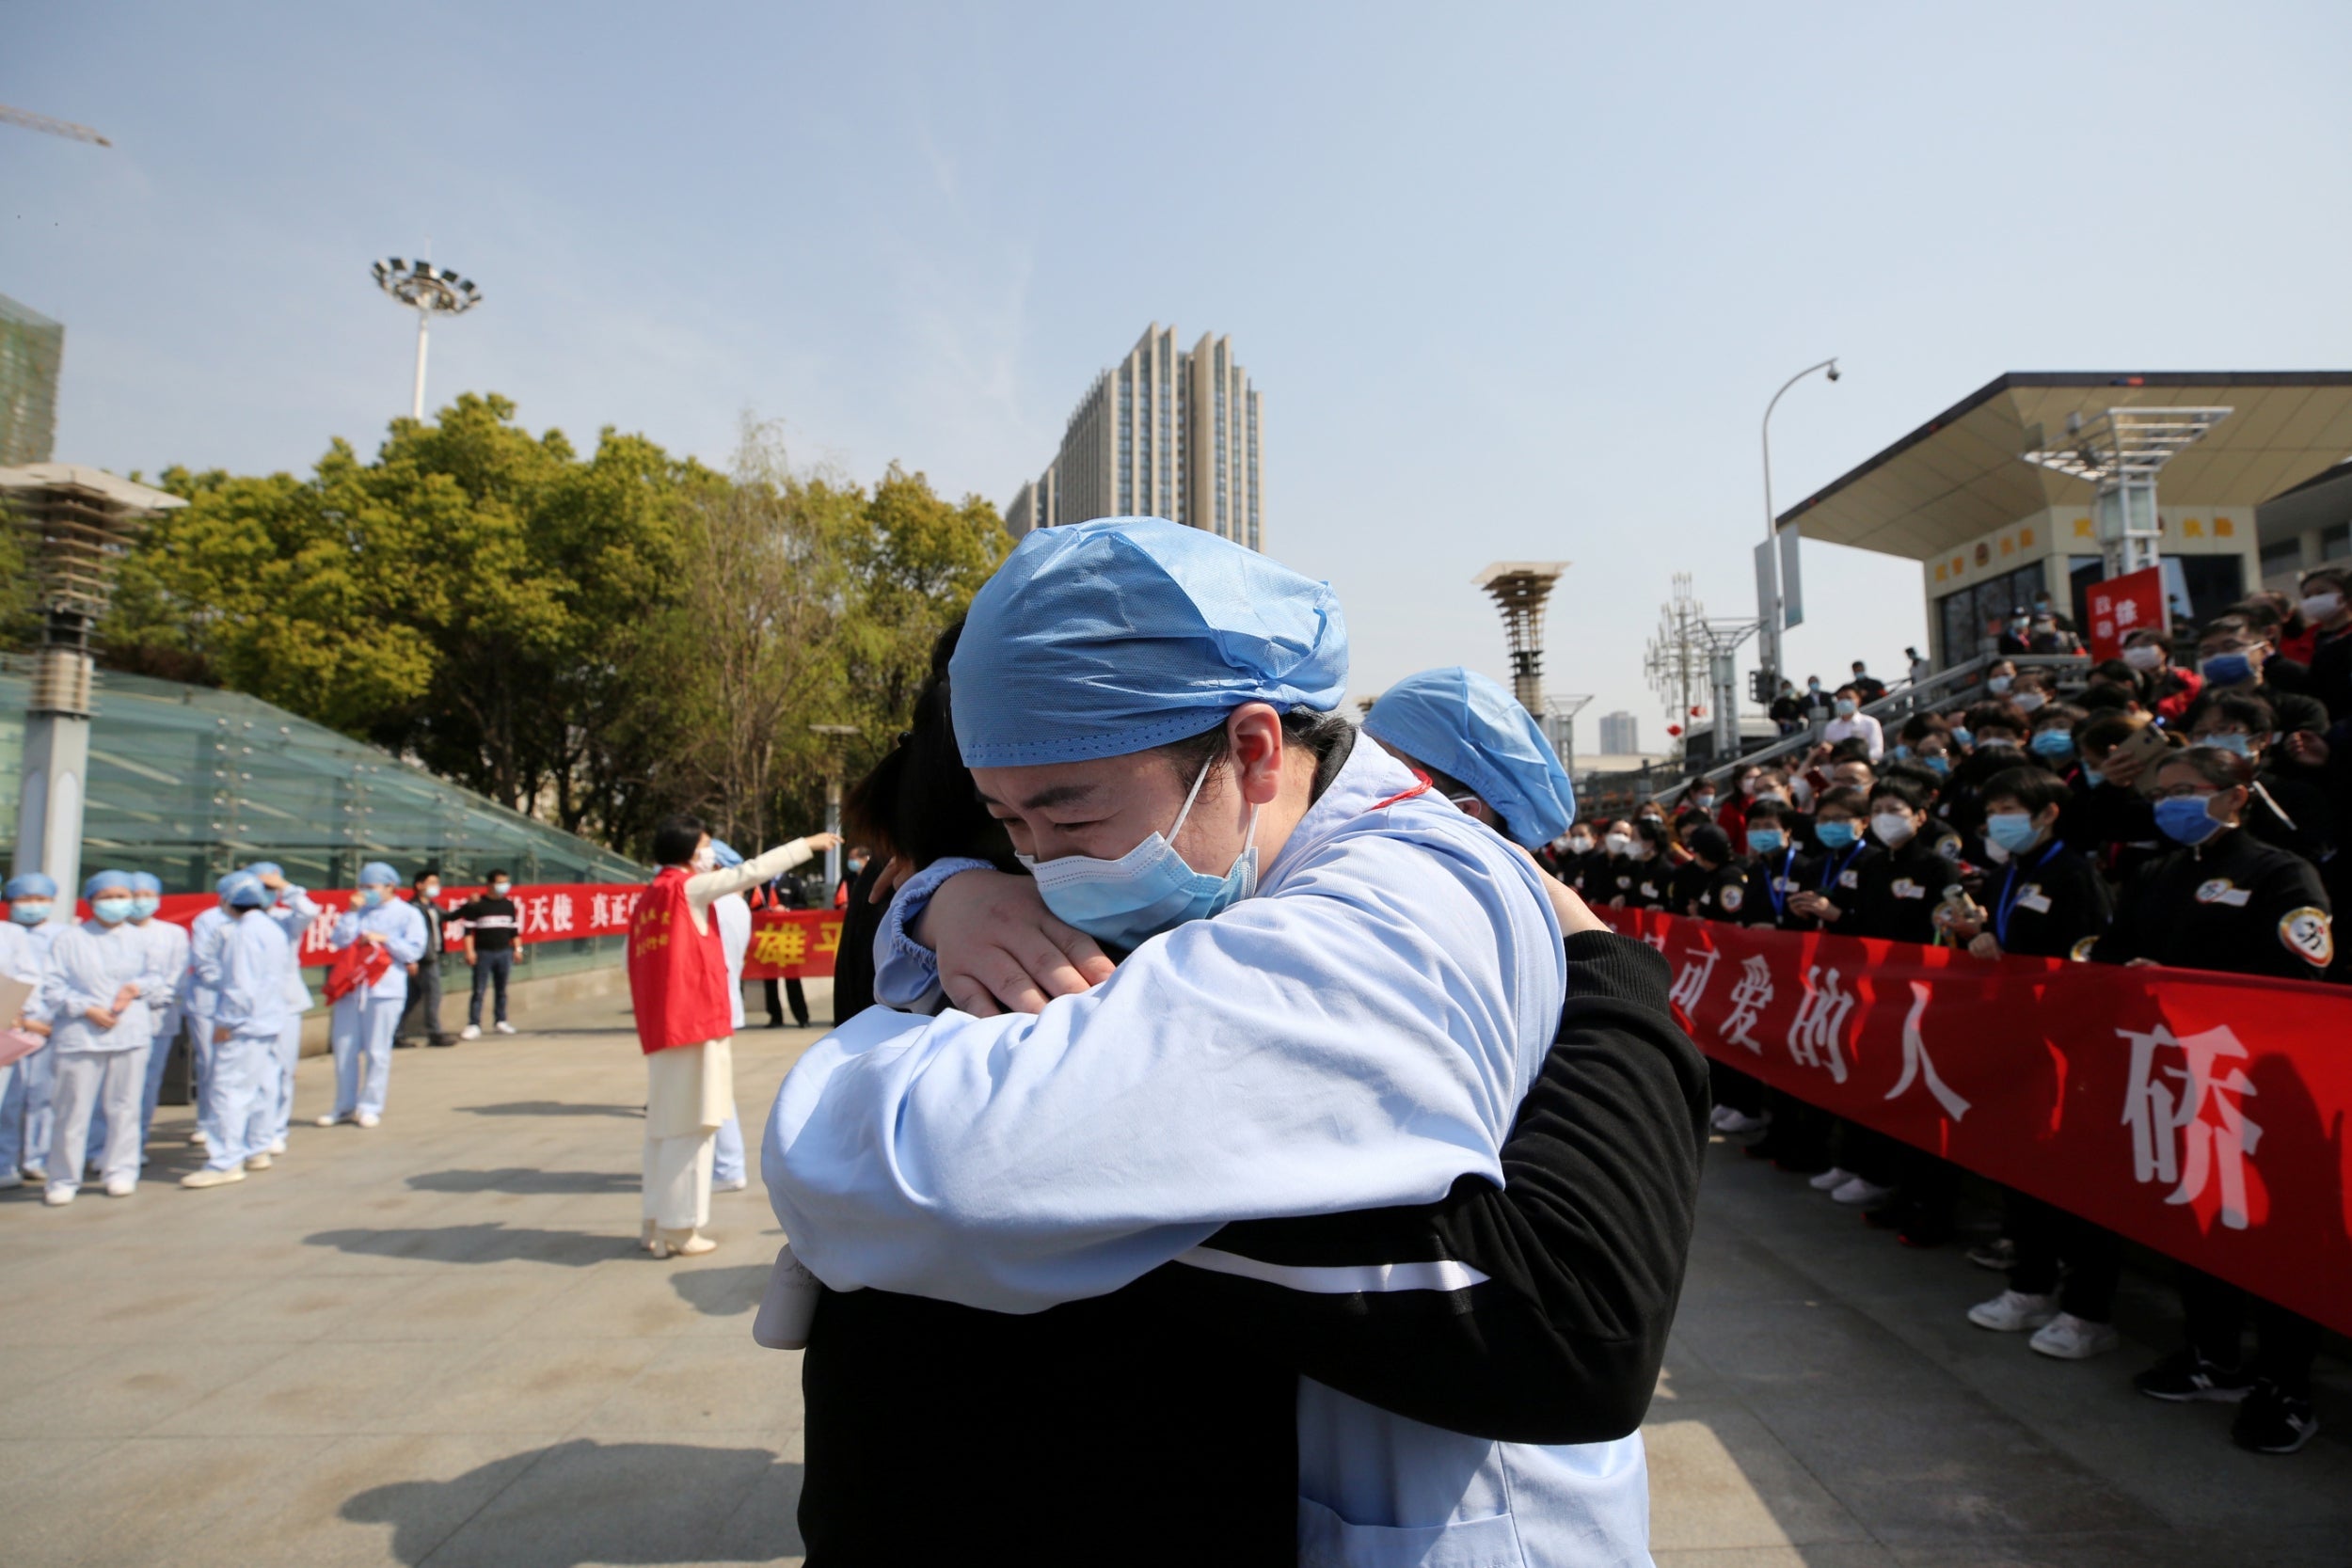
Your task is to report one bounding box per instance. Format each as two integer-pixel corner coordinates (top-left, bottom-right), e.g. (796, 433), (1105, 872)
(198, 1029), (269, 1171)
(1, 1043), (57, 1178)
(713, 1113), (746, 1188)
(330, 993), (402, 1119)
(268, 1016), (301, 1142)
(86, 1002), (186, 1162)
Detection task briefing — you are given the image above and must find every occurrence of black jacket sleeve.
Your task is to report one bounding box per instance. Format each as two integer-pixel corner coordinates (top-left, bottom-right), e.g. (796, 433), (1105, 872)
(1151, 931), (1708, 1445)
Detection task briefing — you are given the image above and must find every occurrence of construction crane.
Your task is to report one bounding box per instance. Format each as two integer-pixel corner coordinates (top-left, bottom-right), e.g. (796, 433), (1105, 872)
(0, 103), (113, 148)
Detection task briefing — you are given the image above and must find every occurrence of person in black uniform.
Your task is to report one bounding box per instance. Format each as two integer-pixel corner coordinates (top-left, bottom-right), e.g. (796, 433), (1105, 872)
(1734, 798), (1798, 927)
(2183, 692), (2338, 869)
(2093, 746), (2336, 1455)
(1621, 818), (1674, 911)
(393, 867), (453, 1049)
(1679, 823), (1745, 920)
(1557, 821), (1604, 896)
(1943, 767), (2122, 1358)
(1594, 818), (1642, 908)
(1938, 700), (2038, 839)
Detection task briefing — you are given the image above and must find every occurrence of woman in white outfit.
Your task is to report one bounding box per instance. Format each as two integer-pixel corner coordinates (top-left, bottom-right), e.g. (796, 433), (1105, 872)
(318, 862), (427, 1129)
(31, 871), (171, 1203)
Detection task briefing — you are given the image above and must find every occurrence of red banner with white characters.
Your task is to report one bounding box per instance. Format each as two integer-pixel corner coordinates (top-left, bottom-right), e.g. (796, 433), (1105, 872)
(135, 885), (846, 979)
(2083, 566), (2166, 662)
(1595, 907), (2352, 1339)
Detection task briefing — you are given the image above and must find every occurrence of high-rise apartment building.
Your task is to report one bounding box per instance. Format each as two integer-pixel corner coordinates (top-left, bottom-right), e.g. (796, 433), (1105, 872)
(1597, 711), (1639, 756)
(1006, 324), (1263, 550)
(1, 293), (65, 467)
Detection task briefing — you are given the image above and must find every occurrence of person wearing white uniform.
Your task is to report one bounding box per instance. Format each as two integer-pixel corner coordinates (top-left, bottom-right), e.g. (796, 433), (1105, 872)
(178, 891), (233, 1151)
(115, 872), (192, 1155)
(183, 872), (294, 1188)
(248, 863), (322, 1150)
(318, 862), (427, 1128)
(766, 518), (1652, 1564)
(0, 876), (58, 1190)
(707, 841), (755, 1194)
(30, 871), (171, 1203)
(0, 872), (63, 1182)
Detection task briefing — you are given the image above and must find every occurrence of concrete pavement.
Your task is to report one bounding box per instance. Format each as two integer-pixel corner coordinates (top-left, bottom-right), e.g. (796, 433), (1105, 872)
(0, 985), (2344, 1566)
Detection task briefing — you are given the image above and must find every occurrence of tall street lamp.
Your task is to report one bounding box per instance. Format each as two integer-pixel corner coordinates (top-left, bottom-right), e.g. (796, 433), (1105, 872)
(1756, 357), (1840, 694)
(372, 254), (484, 421)
(809, 724), (860, 893)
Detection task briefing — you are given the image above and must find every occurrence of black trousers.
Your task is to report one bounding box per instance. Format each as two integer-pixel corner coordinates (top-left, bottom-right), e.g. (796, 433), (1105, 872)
(762, 976), (809, 1026)
(2182, 1266), (2321, 1396)
(2007, 1191), (2121, 1321)
(395, 962), (447, 1044)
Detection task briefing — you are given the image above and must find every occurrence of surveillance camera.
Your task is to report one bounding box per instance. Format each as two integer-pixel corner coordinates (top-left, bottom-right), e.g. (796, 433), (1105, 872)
(1826, 364), (1842, 382)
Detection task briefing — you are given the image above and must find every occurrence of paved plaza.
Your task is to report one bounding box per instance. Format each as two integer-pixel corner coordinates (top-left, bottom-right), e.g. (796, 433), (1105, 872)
(1, 984), (2345, 1567)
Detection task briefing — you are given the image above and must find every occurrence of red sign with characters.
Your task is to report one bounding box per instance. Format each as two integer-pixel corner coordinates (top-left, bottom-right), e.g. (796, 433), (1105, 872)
(2082, 566), (2165, 663)
(1594, 907), (2352, 1339)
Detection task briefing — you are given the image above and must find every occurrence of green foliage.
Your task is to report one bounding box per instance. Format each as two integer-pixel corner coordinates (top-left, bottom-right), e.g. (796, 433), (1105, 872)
(96, 394), (1010, 859)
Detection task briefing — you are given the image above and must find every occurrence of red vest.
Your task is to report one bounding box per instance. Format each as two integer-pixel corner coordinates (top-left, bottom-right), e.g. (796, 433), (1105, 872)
(627, 867), (734, 1054)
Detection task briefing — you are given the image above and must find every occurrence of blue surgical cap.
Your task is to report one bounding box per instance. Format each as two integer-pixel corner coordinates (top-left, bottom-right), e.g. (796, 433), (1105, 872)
(84, 869), (137, 899)
(130, 871), (163, 895)
(709, 840), (744, 869)
(950, 517), (1348, 768)
(215, 872), (245, 898)
(1363, 667), (1577, 848)
(246, 862), (283, 881)
(358, 861), (400, 887)
(7, 872), (57, 900)
(220, 872), (270, 909)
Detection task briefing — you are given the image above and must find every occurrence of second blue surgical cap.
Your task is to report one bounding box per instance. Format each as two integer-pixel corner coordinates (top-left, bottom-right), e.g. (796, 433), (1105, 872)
(358, 861), (400, 887)
(220, 871), (270, 909)
(1364, 667), (1577, 848)
(950, 517), (1348, 768)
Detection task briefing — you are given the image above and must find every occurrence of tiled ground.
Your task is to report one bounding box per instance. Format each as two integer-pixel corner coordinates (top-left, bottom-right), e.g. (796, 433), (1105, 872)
(2, 984), (2343, 1566)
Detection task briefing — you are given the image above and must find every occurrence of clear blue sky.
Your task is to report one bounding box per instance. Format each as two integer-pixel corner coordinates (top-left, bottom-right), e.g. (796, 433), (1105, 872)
(8, 3), (2349, 751)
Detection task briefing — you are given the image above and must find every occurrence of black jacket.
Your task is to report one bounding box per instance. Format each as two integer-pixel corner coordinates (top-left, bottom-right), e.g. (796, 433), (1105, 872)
(1852, 836), (1953, 944)
(2090, 827), (2334, 982)
(1982, 841), (2110, 958)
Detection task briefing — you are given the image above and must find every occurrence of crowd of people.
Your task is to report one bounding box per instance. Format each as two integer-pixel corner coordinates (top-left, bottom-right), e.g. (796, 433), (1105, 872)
(0, 863), (537, 1201)
(1536, 564), (2351, 1458)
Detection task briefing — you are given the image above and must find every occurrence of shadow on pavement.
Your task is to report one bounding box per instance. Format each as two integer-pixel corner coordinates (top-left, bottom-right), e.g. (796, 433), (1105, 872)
(304, 1223), (635, 1267)
(408, 1167), (640, 1196)
(458, 1101), (644, 1118)
(670, 1263), (770, 1317)
(344, 1438), (803, 1565)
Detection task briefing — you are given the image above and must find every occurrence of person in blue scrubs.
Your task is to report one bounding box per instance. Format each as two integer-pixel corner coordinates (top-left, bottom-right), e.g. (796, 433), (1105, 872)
(247, 863), (322, 1153)
(183, 872), (294, 1189)
(30, 872), (171, 1202)
(318, 862), (426, 1129)
(0, 873), (62, 1184)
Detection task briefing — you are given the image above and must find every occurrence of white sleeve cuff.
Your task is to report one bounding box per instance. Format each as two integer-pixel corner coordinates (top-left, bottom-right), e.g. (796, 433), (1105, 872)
(872, 857), (996, 1008)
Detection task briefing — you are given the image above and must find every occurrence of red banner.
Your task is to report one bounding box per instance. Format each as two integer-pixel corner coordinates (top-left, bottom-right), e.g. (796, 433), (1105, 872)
(1594, 908), (2352, 1338)
(2083, 566), (2165, 662)
(134, 884), (847, 978)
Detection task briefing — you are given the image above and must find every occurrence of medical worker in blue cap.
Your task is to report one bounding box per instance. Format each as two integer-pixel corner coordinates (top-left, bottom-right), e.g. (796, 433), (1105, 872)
(246, 862), (323, 1152)
(0, 872), (60, 1188)
(174, 877), (236, 1151)
(1363, 666), (1578, 850)
(85, 871), (193, 1163)
(318, 862), (427, 1129)
(769, 518), (1650, 1563)
(27, 871), (173, 1202)
(183, 872), (294, 1188)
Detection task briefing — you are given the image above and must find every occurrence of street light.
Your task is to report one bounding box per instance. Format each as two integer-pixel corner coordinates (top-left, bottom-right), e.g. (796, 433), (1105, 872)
(809, 724), (860, 893)
(1756, 357), (1840, 697)
(372, 254), (484, 421)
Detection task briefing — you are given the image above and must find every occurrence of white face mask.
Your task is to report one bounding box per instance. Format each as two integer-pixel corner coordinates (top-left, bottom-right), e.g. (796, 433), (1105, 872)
(490, 880), (512, 895)
(2012, 691), (2046, 713)
(1603, 832), (1633, 856)
(2121, 643), (2162, 672)
(1566, 835), (1596, 855)
(690, 846), (718, 872)
(2301, 592), (2344, 621)
(1869, 810), (1916, 847)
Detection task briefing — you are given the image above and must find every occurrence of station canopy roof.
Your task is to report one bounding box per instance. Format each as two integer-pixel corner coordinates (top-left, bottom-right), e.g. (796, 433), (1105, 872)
(1778, 372), (2352, 561)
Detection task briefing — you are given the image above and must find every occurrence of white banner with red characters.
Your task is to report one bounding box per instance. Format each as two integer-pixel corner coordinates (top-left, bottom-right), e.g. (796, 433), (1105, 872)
(2083, 565), (2165, 662)
(1594, 907), (2352, 1338)
(141, 884), (849, 978)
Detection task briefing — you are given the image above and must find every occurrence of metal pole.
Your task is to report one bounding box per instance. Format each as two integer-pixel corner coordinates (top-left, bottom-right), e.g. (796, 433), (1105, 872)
(411, 309), (429, 421)
(1758, 357), (1839, 696)
(823, 763), (843, 892)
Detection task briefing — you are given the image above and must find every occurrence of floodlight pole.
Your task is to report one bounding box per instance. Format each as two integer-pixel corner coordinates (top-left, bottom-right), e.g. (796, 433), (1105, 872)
(810, 724), (859, 892)
(412, 309), (430, 422)
(1758, 357), (1839, 696)
(372, 253), (483, 423)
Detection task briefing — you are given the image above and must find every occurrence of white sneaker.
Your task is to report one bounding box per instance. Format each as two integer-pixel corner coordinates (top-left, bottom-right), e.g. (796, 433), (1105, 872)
(460, 1024), (482, 1040)
(266, 1139), (287, 1156)
(1717, 1109), (1772, 1135)
(180, 1165), (246, 1189)
(1708, 1104), (1737, 1132)
(41, 1184), (75, 1207)
(315, 1113), (346, 1128)
(103, 1177), (136, 1197)
(244, 1153), (273, 1171)
(1831, 1177), (1897, 1209)
(1968, 1289), (2058, 1332)
(714, 1177), (750, 1193)
(355, 1112), (380, 1129)
(21, 1164), (46, 1181)
(1808, 1165), (1855, 1193)
(494, 1022), (516, 1036)
(190, 1128), (210, 1147)
(2030, 1313), (2121, 1360)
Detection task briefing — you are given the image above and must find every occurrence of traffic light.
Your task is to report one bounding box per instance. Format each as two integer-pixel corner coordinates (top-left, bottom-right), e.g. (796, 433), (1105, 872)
(1748, 667), (1779, 705)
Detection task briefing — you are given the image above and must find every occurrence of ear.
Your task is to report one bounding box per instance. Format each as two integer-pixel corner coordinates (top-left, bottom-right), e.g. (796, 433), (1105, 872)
(1225, 704), (1286, 807)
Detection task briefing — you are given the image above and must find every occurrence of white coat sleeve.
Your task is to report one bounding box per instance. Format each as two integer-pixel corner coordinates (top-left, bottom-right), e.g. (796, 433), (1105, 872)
(328, 911), (362, 951)
(383, 906), (428, 965)
(765, 830), (1562, 1313)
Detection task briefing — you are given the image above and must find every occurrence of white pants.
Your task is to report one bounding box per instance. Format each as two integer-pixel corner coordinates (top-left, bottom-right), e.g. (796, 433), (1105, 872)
(270, 1015), (303, 1137)
(712, 1113), (746, 1185)
(49, 1050), (149, 1194)
(643, 1131), (715, 1233)
(199, 1030), (269, 1171)
(331, 992), (402, 1118)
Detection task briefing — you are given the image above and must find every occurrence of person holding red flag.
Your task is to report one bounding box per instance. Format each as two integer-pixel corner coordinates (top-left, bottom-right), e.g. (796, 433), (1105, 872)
(629, 816), (837, 1259)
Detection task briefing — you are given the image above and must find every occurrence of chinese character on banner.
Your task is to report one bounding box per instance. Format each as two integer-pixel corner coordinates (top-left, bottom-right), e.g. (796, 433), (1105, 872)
(1669, 948), (1721, 1015)
(550, 893), (576, 933)
(2121, 1022), (2264, 1230)
(752, 924), (808, 969)
(1723, 956), (1774, 1055)
(525, 896), (550, 933)
(815, 918), (842, 957)
(1883, 982), (1971, 1120)
(2084, 567), (2164, 661)
(1786, 965), (1853, 1083)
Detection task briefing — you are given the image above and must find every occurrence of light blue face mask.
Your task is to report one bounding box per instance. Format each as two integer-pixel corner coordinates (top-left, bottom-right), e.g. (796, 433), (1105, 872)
(2030, 731), (2075, 760)
(130, 895), (162, 920)
(358, 886), (389, 908)
(2080, 766), (2106, 788)
(2154, 793), (2224, 846)
(1747, 827), (1786, 855)
(1984, 812), (2042, 854)
(1924, 753), (1951, 777)
(10, 902), (53, 926)
(1949, 728), (1974, 750)
(1021, 756), (1260, 949)
(2196, 731), (2254, 758)
(91, 896), (135, 925)
(1815, 819), (1860, 850)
